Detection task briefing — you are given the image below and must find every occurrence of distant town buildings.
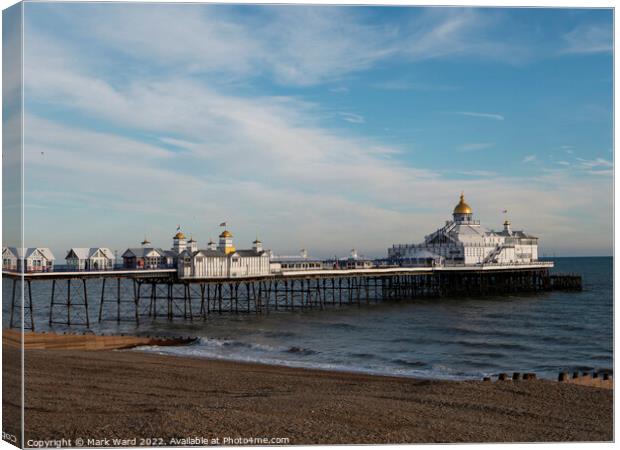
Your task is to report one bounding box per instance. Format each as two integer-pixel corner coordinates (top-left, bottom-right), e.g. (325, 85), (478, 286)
(2, 247), (55, 272)
(388, 194), (540, 266)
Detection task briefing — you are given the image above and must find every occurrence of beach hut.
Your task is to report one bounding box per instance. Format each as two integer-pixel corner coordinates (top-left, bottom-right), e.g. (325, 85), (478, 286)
(2, 247), (18, 271)
(3, 247), (55, 272)
(65, 248), (115, 270)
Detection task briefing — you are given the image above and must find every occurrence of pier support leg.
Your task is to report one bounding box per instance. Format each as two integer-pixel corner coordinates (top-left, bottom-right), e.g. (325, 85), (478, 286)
(98, 279), (106, 323)
(117, 278), (122, 322)
(67, 279), (72, 326)
(199, 284), (206, 319)
(218, 283), (223, 314)
(250, 282), (256, 313)
(9, 278), (17, 329)
(26, 280), (35, 331)
(134, 280), (140, 326)
(49, 280), (56, 326)
(82, 279), (90, 328)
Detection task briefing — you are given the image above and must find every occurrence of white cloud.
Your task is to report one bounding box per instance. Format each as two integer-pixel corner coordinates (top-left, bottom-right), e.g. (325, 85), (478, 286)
(371, 79), (458, 91)
(523, 155), (537, 163)
(572, 157), (613, 176)
(454, 111), (505, 121)
(575, 157), (613, 169)
(26, 5), (537, 88)
(338, 112), (365, 124)
(561, 24), (612, 54)
(18, 6), (613, 256)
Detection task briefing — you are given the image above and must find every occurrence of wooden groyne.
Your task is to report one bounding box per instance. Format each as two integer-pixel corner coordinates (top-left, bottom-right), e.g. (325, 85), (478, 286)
(483, 370), (613, 389)
(557, 370), (613, 389)
(2, 329), (196, 350)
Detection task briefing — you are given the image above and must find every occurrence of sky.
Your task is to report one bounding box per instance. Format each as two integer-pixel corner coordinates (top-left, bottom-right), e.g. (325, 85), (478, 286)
(6, 3), (614, 258)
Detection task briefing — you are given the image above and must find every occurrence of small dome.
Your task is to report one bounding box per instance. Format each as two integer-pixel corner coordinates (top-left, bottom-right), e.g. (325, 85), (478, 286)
(453, 193), (472, 215)
(174, 231), (186, 240)
(220, 230), (233, 238)
(141, 238), (151, 245)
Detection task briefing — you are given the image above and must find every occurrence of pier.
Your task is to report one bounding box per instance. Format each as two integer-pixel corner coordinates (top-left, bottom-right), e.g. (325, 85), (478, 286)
(2, 262), (580, 331)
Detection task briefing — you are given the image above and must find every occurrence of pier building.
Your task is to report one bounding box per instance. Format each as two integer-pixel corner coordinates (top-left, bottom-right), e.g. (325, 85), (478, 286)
(332, 249), (374, 269)
(122, 231), (189, 269)
(271, 249), (324, 272)
(388, 194), (540, 266)
(122, 246), (168, 269)
(122, 238), (168, 269)
(177, 229), (270, 279)
(65, 248), (115, 271)
(2, 247), (55, 272)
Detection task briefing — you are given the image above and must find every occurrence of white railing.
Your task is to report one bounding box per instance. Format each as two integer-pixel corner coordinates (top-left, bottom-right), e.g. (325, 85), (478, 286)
(441, 261), (553, 268)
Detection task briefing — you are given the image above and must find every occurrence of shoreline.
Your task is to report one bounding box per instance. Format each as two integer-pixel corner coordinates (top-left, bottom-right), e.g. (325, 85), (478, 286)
(130, 345), (614, 388)
(3, 343), (613, 444)
(5, 330), (613, 386)
(130, 344), (474, 382)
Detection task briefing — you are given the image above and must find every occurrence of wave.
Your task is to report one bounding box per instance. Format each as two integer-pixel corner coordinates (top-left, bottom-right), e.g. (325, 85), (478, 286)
(448, 326), (532, 340)
(349, 352), (375, 359)
(327, 322), (359, 330)
(196, 337), (286, 353)
(454, 340), (531, 352)
(133, 344), (474, 380)
(391, 359), (427, 368)
(555, 323), (587, 332)
(260, 330), (296, 338)
(286, 346), (318, 355)
(461, 351), (506, 359)
(589, 354), (613, 361)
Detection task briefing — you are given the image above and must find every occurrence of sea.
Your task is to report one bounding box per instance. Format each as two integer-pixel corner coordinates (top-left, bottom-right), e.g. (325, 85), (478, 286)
(3, 257), (612, 380)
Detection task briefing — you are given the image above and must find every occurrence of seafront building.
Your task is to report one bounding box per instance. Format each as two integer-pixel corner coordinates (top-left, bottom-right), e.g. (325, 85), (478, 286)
(2, 247), (55, 272)
(388, 194), (540, 266)
(65, 248), (115, 270)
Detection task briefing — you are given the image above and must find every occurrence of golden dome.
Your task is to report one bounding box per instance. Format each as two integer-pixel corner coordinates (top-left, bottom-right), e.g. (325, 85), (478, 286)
(174, 231), (186, 240)
(219, 230), (233, 238)
(453, 193), (472, 214)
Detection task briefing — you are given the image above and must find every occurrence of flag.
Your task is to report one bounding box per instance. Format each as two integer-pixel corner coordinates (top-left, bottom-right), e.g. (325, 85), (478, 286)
(219, 222), (226, 227)
(176, 224), (181, 231)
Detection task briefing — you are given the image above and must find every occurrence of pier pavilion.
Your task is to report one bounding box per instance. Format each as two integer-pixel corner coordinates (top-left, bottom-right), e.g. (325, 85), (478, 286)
(388, 194), (540, 266)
